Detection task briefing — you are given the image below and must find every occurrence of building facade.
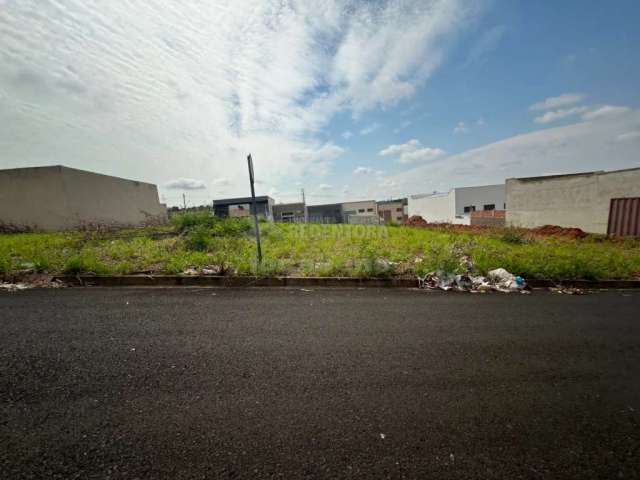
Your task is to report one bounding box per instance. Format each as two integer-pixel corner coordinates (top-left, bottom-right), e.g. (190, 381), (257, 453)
(342, 200), (378, 224)
(377, 199), (407, 224)
(273, 202), (307, 223)
(213, 196), (274, 220)
(408, 184), (505, 224)
(0, 165), (167, 231)
(506, 168), (640, 234)
(307, 203), (343, 224)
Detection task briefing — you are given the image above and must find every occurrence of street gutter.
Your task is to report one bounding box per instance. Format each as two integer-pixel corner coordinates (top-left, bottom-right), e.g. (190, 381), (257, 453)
(47, 275), (640, 290)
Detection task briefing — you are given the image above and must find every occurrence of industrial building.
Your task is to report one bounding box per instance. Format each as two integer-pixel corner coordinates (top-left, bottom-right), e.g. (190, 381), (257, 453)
(506, 167), (640, 235)
(0, 165), (167, 231)
(408, 184), (505, 224)
(307, 203), (343, 224)
(342, 200), (378, 224)
(213, 196), (274, 220)
(273, 202), (307, 223)
(377, 199), (407, 224)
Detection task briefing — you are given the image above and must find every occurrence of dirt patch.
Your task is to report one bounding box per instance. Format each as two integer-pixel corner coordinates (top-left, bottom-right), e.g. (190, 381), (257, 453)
(530, 225), (587, 239)
(402, 216), (493, 234)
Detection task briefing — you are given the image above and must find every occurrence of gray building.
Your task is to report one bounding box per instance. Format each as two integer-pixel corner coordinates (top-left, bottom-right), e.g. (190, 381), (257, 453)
(307, 203), (343, 224)
(0, 165), (167, 231)
(213, 196), (274, 220)
(273, 202), (307, 223)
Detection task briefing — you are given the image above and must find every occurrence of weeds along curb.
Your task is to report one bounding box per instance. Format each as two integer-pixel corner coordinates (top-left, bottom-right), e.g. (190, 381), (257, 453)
(50, 275), (640, 290)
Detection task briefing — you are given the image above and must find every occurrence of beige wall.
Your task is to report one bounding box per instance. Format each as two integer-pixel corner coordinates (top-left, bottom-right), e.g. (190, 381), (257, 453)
(506, 168), (640, 234)
(0, 166), (167, 231)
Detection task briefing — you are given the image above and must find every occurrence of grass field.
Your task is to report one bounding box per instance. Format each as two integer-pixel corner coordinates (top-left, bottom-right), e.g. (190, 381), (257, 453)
(1, 212), (640, 280)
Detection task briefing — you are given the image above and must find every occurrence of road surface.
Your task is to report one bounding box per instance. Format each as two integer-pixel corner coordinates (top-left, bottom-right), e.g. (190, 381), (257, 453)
(1, 288), (639, 479)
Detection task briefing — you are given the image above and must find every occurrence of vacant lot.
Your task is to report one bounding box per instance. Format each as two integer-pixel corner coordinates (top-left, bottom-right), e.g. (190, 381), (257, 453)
(1, 213), (639, 280)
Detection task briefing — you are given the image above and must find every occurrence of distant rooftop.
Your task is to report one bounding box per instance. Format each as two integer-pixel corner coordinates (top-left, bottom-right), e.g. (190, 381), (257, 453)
(213, 196), (273, 205)
(511, 166), (640, 183)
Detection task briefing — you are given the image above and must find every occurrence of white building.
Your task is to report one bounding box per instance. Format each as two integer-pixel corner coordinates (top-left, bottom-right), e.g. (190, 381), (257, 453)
(408, 184), (505, 225)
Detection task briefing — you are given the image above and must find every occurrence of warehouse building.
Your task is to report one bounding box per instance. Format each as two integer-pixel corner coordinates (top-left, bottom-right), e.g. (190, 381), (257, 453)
(506, 167), (640, 235)
(377, 198), (407, 225)
(342, 200), (378, 224)
(213, 196), (274, 220)
(0, 165), (167, 231)
(273, 202), (307, 223)
(307, 203), (343, 224)
(408, 184), (505, 224)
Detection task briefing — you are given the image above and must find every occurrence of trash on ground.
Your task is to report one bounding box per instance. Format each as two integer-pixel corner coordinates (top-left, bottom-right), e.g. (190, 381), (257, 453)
(0, 273), (66, 292)
(418, 267), (530, 294)
(201, 265), (223, 275)
(0, 282), (31, 292)
(551, 286), (585, 295)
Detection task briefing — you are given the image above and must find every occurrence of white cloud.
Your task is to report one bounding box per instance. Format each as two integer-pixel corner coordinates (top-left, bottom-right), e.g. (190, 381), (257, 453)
(0, 0), (476, 205)
(212, 178), (230, 186)
(353, 166), (374, 175)
(317, 183), (332, 191)
(359, 123), (381, 135)
(582, 105), (631, 121)
(453, 121), (469, 134)
(164, 178), (206, 190)
(379, 139), (445, 164)
(533, 106), (589, 124)
(341, 130), (354, 140)
(530, 93), (586, 111)
(617, 131), (640, 142)
(389, 109), (640, 196)
(476, 117), (485, 126)
(462, 25), (506, 67)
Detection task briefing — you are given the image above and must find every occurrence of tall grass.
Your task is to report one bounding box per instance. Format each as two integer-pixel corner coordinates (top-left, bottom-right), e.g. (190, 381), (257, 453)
(1, 220), (639, 280)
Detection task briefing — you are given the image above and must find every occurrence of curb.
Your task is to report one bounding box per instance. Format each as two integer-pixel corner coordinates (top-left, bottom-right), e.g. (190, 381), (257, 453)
(49, 275), (640, 290)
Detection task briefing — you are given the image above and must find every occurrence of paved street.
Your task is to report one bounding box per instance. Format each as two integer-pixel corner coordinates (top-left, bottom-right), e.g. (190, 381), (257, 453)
(1, 288), (639, 479)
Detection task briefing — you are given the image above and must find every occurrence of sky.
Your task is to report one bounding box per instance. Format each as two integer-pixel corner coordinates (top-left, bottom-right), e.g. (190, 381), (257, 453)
(1, 0), (639, 207)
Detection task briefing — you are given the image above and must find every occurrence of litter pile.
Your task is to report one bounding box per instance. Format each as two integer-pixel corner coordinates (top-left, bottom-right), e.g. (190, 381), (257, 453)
(417, 255), (530, 294)
(0, 273), (66, 292)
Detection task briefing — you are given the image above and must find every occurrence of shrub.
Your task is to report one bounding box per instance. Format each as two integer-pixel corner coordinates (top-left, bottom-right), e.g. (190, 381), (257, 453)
(171, 211), (218, 232)
(185, 225), (212, 251)
(499, 228), (528, 245)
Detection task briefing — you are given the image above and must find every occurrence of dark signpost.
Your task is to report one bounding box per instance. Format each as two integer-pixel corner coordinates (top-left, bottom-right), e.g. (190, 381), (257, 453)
(247, 154), (262, 264)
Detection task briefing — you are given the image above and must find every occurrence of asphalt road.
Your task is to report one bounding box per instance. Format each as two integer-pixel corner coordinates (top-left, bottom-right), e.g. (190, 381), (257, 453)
(1, 288), (639, 479)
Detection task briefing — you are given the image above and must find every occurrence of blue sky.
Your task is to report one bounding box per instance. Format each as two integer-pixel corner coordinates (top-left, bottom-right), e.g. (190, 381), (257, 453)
(1, 0), (639, 206)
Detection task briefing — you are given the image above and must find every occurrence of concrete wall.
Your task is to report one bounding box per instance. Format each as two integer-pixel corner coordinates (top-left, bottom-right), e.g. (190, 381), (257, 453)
(0, 165), (167, 231)
(506, 168), (640, 234)
(408, 192), (455, 223)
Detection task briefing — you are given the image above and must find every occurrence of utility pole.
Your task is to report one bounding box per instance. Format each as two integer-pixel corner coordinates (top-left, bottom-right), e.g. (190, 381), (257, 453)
(247, 154), (262, 264)
(182, 193), (187, 210)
